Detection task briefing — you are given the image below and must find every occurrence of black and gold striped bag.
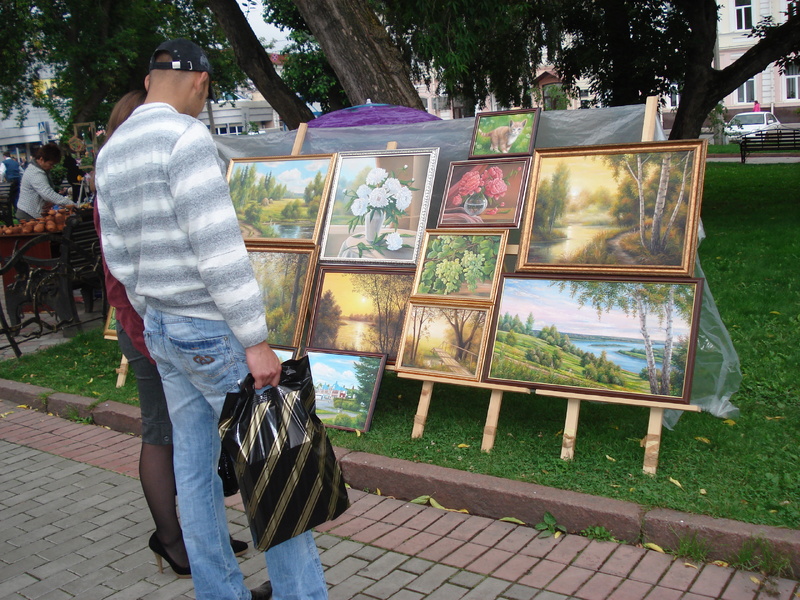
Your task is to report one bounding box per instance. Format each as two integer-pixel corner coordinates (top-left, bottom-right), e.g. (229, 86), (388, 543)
(218, 355), (350, 551)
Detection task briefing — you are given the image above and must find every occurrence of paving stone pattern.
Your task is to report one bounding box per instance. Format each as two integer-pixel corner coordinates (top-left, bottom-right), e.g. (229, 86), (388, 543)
(1, 401), (798, 600)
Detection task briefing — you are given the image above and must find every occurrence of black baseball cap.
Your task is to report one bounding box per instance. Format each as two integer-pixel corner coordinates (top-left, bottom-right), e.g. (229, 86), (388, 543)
(149, 39), (215, 99)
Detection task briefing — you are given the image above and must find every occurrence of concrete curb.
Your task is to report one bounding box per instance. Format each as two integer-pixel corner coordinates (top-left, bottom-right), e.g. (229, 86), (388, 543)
(1, 377), (797, 573)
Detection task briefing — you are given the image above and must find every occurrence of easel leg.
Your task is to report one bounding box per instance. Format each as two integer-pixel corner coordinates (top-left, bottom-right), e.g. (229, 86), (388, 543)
(411, 380), (434, 439)
(643, 407), (664, 475)
(481, 390), (503, 452)
(561, 397), (581, 460)
(115, 354), (129, 388)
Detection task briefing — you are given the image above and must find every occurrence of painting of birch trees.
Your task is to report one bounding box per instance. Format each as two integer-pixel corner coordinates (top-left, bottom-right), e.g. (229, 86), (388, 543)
(518, 141), (705, 276)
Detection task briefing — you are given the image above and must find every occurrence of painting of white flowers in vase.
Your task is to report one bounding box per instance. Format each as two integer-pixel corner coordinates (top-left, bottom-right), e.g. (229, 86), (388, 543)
(320, 148), (439, 265)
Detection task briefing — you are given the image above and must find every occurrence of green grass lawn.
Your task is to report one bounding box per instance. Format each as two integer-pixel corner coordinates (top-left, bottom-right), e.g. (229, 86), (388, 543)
(0, 162), (797, 532)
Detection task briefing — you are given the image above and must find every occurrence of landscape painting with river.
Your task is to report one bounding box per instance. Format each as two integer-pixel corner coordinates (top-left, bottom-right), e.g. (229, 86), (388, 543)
(520, 141), (705, 276)
(308, 268), (415, 362)
(487, 276), (702, 403)
(227, 155), (334, 243)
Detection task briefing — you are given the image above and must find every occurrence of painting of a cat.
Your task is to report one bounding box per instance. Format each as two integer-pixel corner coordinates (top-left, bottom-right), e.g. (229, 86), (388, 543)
(469, 109), (539, 158)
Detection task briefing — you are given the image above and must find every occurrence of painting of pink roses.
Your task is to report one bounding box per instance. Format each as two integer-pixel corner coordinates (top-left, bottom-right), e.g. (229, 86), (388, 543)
(437, 158), (531, 228)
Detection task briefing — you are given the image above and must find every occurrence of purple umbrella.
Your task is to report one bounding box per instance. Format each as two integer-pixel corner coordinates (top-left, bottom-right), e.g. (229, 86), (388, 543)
(306, 102), (441, 128)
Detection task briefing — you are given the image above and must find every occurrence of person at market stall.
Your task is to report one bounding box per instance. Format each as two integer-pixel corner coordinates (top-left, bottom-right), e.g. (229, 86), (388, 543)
(95, 39), (327, 600)
(16, 143), (76, 221)
(94, 88), (250, 581)
(1, 151), (22, 208)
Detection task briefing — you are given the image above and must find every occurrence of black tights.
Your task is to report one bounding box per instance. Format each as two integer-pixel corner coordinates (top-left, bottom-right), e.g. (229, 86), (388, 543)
(139, 442), (189, 569)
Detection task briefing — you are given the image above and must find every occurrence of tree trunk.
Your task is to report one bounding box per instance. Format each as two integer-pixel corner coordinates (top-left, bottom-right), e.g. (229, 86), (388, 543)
(291, 0), (425, 109)
(670, 0), (800, 139)
(649, 154), (671, 254)
(637, 296), (659, 394)
(660, 287), (675, 396)
(205, 0), (315, 129)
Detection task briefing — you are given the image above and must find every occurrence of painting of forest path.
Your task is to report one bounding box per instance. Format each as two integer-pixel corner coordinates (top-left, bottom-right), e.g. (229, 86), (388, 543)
(248, 247), (315, 347)
(520, 141), (705, 276)
(308, 268), (415, 362)
(227, 155), (334, 242)
(487, 276), (702, 402)
(306, 350), (386, 432)
(399, 304), (489, 381)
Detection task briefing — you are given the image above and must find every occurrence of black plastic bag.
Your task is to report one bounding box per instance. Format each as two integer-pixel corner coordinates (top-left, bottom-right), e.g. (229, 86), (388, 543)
(218, 355), (350, 550)
(217, 449), (239, 497)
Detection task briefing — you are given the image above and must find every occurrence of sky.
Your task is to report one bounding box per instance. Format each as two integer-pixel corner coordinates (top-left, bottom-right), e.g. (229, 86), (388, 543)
(242, 0), (291, 49)
(232, 158), (331, 194)
(306, 352), (364, 389)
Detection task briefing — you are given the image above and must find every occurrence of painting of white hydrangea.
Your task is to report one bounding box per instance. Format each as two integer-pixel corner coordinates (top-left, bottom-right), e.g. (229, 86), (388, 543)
(320, 148), (439, 265)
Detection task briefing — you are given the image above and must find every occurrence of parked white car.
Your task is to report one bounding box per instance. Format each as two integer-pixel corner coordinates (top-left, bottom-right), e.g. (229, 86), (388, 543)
(725, 112), (781, 139)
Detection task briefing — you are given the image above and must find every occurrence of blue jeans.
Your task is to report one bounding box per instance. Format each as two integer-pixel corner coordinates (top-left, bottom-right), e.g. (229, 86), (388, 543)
(144, 308), (328, 600)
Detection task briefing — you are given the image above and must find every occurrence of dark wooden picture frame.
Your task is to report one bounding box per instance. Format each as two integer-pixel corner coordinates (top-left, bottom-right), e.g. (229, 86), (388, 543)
(307, 266), (416, 363)
(305, 348), (387, 433)
(484, 274), (703, 404)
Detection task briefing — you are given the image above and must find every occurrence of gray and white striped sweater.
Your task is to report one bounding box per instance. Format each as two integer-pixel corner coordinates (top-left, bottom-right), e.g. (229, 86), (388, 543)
(95, 102), (268, 349)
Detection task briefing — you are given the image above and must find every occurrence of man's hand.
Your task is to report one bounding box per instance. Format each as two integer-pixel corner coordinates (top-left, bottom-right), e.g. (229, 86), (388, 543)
(245, 341), (281, 389)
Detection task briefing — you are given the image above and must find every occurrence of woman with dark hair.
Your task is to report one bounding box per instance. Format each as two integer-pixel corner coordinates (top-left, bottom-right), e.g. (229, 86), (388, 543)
(16, 143), (77, 221)
(96, 90), (247, 578)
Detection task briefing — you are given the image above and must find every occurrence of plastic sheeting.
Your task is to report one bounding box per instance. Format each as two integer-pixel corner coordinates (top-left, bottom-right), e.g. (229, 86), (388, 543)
(213, 104), (740, 426)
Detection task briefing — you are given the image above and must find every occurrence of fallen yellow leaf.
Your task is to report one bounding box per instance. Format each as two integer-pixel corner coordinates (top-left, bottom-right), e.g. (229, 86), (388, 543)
(669, 477), (684, 490)
(712, 560), (729, 567)
(87, 378), (93, 384)
(555, 429), (563, 437)
(410, 495), (431, 504)
(0, 411), (13, 418)
(699, 489), (707, 495)
(765, 416), (785, 421)
(606, 455), (617, 462)
(457, 443), (470, 448)
(684, 562), (699, 569)
(694, 436), (711, 444)
(500, 517), (525, 525)
(376, 488), (382, 496)
(723, 419), (736, 426)
(16, 404), (29, 408)
(643, 542), (665, 553)
(769, 311), (781, 315)
(429, 497), (446, 510)
(554, 531), (562, 539)
(750, 576), (761, 585)
(355, 430), (361, 436)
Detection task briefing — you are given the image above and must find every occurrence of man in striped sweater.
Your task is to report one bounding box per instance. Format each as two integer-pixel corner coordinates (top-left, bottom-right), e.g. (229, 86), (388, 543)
(96, 39), (327, 600)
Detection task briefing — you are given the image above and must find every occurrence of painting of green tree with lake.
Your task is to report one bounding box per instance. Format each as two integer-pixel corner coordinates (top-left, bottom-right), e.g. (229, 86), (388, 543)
(227, 155), (335, 243)
(307, 268), (415, 362)
(486, 275), (702, 403)
(305, 349), (386, 432)
(518, 141), (706, 276)
(248, 246), (316, 347)
(398, 303), (489, 381)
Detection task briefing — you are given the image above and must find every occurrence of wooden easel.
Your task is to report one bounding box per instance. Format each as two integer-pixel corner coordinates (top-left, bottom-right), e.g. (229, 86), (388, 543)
(400, 372), (529, 451)
(539, 95), (695, 475)
(540, 389), (700, 474)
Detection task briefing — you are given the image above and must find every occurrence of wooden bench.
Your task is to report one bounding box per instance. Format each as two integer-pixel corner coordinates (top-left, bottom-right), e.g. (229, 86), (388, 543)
(739, 128), (800, 163)
(0, 210), (104, 357)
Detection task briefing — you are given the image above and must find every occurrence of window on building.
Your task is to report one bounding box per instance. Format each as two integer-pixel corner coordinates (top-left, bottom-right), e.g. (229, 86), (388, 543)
(542, 83), (569, 111)
(735, 0), (753, 30)
(432, 95), (450, 111)
(736, 78), (755, 103)
(786, 62), (800, 100)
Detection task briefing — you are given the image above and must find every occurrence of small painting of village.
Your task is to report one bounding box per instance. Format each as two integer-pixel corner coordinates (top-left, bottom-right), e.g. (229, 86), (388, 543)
(306, 350), (386, 432)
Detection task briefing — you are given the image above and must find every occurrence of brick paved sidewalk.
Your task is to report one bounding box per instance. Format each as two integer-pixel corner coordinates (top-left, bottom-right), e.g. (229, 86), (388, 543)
(1, 401), (798, 600)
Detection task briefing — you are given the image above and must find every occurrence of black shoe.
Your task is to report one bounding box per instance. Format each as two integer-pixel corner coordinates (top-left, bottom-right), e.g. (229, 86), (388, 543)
(250, 580), (272, 599)
(148, 532), (191, 578)
(231, 537), (249, 557)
